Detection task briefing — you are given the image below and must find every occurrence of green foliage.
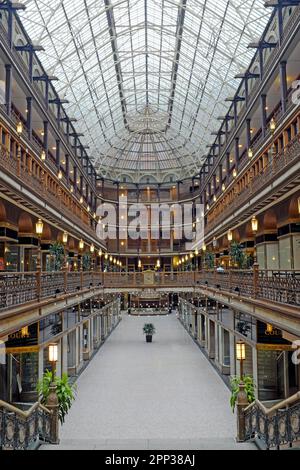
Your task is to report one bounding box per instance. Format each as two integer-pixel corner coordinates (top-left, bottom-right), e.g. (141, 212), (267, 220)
(37, 370), (77, 424)
(229, 242), (253, 269)
(143, 323), (156, 335)
(49, 242), (65, 271)
(82, 253), (91, 271)
(230, 375), (255, 413)
(205, 252), (215, 269)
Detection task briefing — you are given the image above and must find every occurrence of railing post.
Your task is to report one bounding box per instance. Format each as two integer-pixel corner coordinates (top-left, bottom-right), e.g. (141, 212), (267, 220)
(229, 265), (232, 291)
(80, 269), (83, 290)
(236, 382), (248, 442)
(253, 263), (259, 299)
(46, 382), (60, 444)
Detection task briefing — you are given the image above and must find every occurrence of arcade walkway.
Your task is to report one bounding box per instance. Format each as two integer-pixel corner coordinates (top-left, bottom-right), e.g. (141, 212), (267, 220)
(43, 313), (254, 450)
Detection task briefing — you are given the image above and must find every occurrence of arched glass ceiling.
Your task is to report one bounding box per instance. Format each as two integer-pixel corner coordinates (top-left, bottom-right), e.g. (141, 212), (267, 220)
(20, 0), (270, 182)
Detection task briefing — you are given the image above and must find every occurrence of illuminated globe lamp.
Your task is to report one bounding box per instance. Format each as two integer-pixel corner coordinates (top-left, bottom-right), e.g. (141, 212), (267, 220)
(48, 343), (58, 381)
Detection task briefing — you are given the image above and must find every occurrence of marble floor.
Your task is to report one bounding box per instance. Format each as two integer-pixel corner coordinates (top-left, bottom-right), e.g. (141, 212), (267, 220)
(41, 313), (255, 450)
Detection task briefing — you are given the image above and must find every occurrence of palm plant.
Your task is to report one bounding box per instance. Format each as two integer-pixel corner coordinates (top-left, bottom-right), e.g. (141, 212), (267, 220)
(143, 323), (156, 335)
(230, 375), (255, 412)
(37, 370), (77, 424)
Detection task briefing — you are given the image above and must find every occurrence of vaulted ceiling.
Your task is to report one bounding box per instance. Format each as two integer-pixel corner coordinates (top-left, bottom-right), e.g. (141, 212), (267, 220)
(20, 0), (270, 182)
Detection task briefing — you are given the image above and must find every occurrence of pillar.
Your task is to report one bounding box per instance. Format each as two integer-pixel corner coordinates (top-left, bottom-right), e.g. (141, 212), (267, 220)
(280, 61), (288, 114)
(26, 96), (33, 139)
(43, 121), (49, 157)
(260, 94), (267, 137)
(5, 64), (12, 117)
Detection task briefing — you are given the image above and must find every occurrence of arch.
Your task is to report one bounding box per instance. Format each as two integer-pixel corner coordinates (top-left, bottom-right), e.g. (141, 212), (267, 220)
(139, 175), (158, 184)
(42, 222), (52, 241)
(0, 200), (7, 222)
(288, 195), (300, 221)
(18, 212), (34, 234)
(263, 209), (278, 232)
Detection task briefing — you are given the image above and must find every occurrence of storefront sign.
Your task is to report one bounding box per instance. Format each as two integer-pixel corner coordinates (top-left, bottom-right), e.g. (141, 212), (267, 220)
(6, 323), (38, 349)
(257, 321), (290, 346)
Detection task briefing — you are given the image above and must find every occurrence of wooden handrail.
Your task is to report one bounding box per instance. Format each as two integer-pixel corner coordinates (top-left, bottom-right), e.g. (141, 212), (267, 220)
(244, 391), (300, 416)
(0, 400), (51, 418)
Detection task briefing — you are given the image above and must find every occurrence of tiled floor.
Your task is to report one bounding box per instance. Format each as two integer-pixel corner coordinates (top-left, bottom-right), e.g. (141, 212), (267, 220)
(41, 313), (255, 450)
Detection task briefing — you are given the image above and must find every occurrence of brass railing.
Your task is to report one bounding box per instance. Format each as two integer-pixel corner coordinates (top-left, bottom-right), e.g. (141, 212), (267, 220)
(0, 269), (299, 312)
(243, 392), (300, 450)
(0, 400), (51, 450)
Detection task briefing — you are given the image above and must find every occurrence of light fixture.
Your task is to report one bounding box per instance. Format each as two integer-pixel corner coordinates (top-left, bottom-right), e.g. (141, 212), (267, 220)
(213, 195), (217, 202)
(62, 231), (68, 244)
(185, 255), (188, 261)
(16, 121), (23, 135)
(110, 255), (113, 262)
(113, 258), (116, 264)
(233, 169), (237, 178)
(213, 237), (217, 248)
(266, 323), (273, 334)
(227, 229), (233, 242)
(21, 326), (29, 338)
(79, 239), (84, 250)
(297, 196), (300, 215)
(58, 170), (63, 180)
(270, 117), (276, 134)
(222, 184), (226, 192)
(40, 150), (46, 161)
(202, 243), (207, 252)
(35, 218), (43, 236)
(236, 340), (246, 360)
(80, 196), (84, 204)
(190, 252), (193, 259)
(138, 259), (142, 269)
(70, 186), (74, 193)
(251, 216), (258, 234)
(181, 256), (185, 263)
(105, 253), (109, 260)
(195, 248), (199, 256)
(248, 148), (253, 159)
(90, 244), (95, 254)
(206, 204), (210, 211)
(98, 249), (102, 257)
(87, 206), (90, 213)
(49, 343), (58, 363)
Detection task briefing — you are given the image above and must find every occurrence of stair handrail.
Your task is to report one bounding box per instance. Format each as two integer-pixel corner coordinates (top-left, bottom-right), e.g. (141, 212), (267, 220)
(0, 399), (51, 418)
(243, 390), (300, 416)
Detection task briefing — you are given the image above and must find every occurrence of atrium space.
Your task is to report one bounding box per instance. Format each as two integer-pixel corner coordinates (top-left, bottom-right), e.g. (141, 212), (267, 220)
(0, 0), (300, 454)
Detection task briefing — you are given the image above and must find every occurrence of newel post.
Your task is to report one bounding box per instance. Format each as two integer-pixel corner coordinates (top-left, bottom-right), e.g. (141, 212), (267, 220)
(46, 382), (60, 444)
(236, 382), (248, 442)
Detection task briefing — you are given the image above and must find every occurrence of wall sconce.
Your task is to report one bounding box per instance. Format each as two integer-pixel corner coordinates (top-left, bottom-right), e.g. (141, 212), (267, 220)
(58, 170), (63, 180)
(16, 121), (23, 135)
(298, 196), (300, 215)
(90, 244), (95, 254)
(40, 150), (46, 161)
(227, 229), (233, 242)
(195, 248), (199, 256)
(80, 197), (83, 204)
(62, 231), (68, 245)
(251, 216), (258, 234)
(270, 117), (276, 134)
(202, 243), (207, 252)
(248, 148), (253, 159)
(233, 169), (237, 178)
(35, 218), (44, 236)
(79, 239), (84, 250)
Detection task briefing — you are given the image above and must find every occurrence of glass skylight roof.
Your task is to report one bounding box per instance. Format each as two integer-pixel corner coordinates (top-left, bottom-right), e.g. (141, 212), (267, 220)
(20, 0), (270, 182)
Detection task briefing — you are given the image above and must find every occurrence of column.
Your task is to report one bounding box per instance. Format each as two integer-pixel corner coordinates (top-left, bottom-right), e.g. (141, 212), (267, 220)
(280, 61), (288, 114)
(233, 101), (238, 127)
(45, 79), (49, 110)
(246, 118), (251, 150)
(244, 77), (249, 107)
(43, 121), (49, 157)
(234, 137), (239, 171)
(28, 50), (34, 83)
(5, 64), (12, 117)
(26, 96), (33, 139)
(65, 154), (70, 184)
(56, 139), (60, 167)
(260, 94), (267, 137)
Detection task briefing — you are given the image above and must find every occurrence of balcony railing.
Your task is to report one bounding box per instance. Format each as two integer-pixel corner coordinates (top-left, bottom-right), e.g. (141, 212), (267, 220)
(0, 268), (299, 313)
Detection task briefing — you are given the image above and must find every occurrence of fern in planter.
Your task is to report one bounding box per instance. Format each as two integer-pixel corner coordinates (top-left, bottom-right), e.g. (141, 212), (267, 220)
(229, 242), (247, 269)
(230, 375), (255, 413)
(205, 252), (215, 269)
(49, 242), (65, 271)
(82, 253), (91, 271)
(37, 370), (77, 424)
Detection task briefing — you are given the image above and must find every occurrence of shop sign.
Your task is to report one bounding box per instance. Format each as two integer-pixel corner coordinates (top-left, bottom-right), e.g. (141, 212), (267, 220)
(257, 321), (290, 346)
(6, 323), (38, 349)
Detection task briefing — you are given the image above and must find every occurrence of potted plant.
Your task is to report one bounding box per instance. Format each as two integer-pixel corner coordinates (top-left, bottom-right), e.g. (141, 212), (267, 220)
(37, 370), (77, 424)
(143, 323), (156, 343)
(230, 375), (255, 412)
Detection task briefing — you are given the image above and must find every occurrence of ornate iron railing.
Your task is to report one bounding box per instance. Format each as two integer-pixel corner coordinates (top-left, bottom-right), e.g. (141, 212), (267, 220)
(0, 401), (51, 450)
(244, 392), (300, 450)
